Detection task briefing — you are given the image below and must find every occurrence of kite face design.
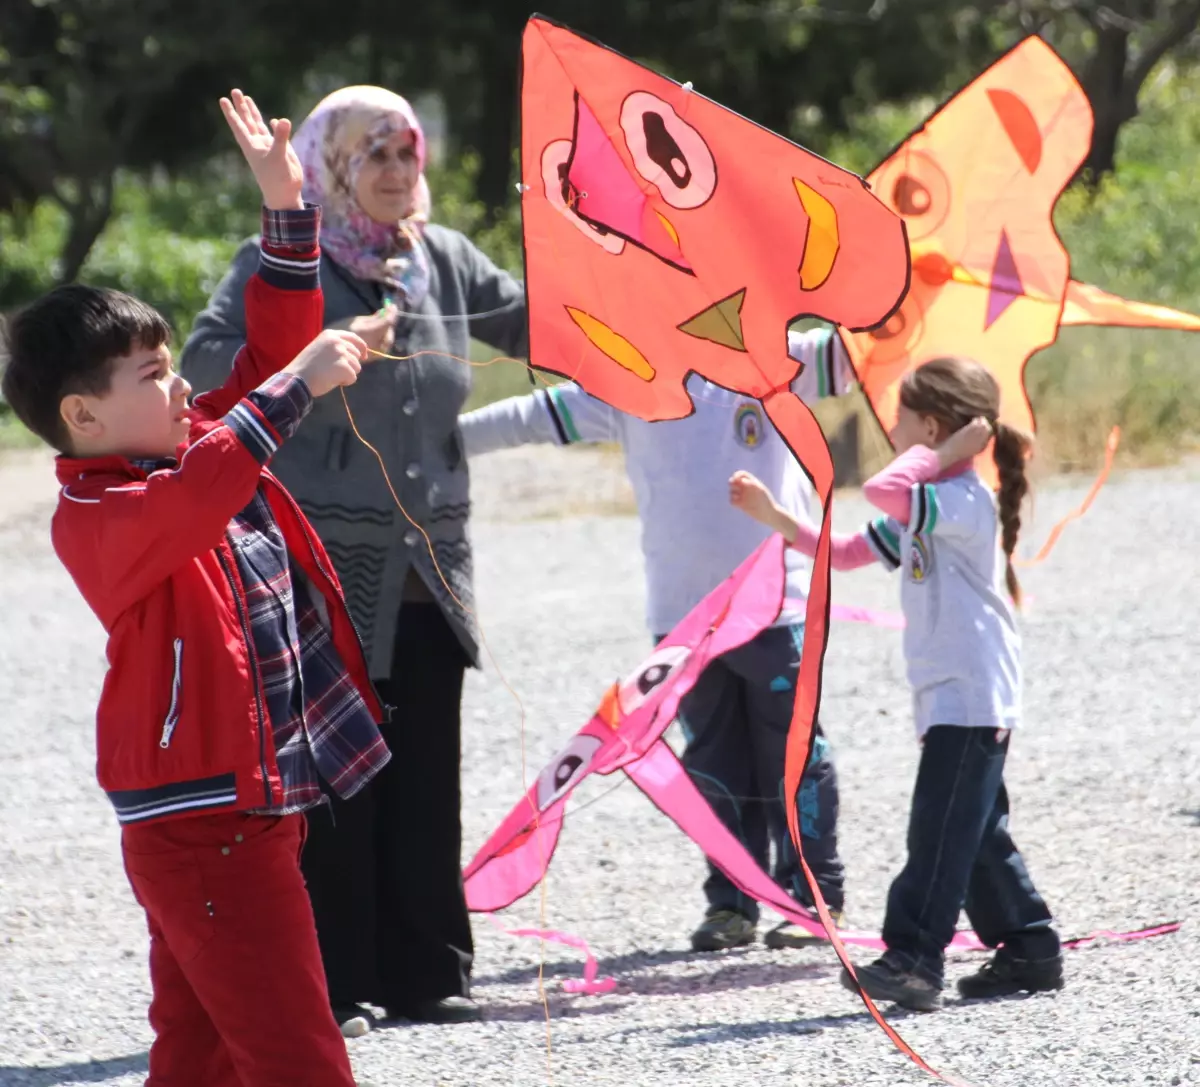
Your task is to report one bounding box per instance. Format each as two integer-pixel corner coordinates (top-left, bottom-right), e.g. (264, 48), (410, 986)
(531, 643), (692, 814)
(521, 16), (910, 422)
(463, 537), (788, 912)
(839, 35), (1200, 464)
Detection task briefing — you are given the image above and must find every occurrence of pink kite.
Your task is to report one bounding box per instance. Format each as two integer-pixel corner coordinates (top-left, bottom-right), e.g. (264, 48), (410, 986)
(465, 535), (1181, 965)
(467, 536), (968, 948)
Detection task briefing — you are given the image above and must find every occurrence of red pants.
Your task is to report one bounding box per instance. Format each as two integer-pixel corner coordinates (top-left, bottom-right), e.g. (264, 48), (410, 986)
(122, 812), (356, 1087)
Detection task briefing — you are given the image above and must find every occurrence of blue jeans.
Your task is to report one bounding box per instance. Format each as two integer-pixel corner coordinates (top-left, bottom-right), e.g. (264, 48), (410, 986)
(881, 725), (1060, 986)
(661, 624), (845, 921)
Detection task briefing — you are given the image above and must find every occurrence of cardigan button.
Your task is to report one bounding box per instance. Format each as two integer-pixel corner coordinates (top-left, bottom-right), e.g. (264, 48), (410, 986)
(220, 846), (231, 856)
(405, 463), (422, 480)
(402, 399), (418, 416)
(234, 834), (244, 843)
(404, 530), (419, 547)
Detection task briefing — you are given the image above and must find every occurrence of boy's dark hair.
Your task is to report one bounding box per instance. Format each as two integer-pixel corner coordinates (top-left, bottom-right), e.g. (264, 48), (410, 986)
(1, 284), (172, 452)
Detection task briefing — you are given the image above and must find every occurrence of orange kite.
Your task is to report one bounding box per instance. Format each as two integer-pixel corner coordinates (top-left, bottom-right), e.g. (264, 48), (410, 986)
(518, 14), (962, 1081)
(840, 35), (1200, 478)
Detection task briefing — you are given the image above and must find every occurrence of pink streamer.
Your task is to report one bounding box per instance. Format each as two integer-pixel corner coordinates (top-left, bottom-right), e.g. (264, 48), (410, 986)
(485, 915), (617, 994)
(786, 597), (906, 629)
(829, 602), (906, 629)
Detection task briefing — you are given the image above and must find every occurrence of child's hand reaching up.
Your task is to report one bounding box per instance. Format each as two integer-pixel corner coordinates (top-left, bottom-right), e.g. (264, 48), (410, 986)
(730, 470), (797, 543)
(285, 330), (370, 397)
(221, 89), (305, 211)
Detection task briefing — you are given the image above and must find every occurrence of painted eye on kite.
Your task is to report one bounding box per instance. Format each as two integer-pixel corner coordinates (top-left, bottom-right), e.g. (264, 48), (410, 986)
(619, 92), (717, 210)
(872, 150), (949, 242)
(541, 139), (627, 254)
(864, 291), (926, 365)
(535, 734), (604, 810)
(616, 644), (691, 716)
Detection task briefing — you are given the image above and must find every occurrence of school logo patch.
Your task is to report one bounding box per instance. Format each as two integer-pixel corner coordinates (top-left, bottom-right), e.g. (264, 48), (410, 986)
(908, 535), (931, 583)
(734, 402), (765, 448)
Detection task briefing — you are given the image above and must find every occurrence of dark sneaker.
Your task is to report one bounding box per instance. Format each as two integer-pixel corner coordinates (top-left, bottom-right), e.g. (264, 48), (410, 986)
(387, 996), (483, 1024)
(332, 1003), (372, 1038)
(840, 957), (942, 1012)
(957, 951), (1064, 1000)
(764, 908), (844, 949)
(690, 909), (756, 951)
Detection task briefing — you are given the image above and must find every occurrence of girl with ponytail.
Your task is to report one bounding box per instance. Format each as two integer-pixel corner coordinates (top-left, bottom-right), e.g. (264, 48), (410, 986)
(730, 356), (1063, 1012)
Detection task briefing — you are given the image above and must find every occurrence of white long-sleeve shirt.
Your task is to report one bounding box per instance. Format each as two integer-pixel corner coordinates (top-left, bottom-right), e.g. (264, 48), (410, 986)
(785, 446), (1022, 737)
(459, 328), (853, 634)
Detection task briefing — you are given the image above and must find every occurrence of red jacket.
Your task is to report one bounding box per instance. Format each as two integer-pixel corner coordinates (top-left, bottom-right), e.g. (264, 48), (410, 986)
(52, 247), (383, 825)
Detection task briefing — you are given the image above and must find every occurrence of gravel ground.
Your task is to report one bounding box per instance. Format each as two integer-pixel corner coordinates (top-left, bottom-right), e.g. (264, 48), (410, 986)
(1, 444), (1198, 1087)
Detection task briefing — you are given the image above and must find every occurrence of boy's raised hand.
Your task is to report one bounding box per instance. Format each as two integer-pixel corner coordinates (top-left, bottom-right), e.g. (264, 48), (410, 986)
(221, 89), (304, 211)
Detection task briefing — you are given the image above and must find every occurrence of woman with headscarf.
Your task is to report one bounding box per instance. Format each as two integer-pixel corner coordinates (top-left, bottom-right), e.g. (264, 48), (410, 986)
(181, 86), (528, 1031)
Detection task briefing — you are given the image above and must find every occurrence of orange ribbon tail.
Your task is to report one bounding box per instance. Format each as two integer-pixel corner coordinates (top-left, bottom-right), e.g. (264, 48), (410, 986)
(1018, 426), (1120, 567)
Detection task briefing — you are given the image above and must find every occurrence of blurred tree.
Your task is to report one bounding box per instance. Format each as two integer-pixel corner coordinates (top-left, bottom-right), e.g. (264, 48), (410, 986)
(0, 0), (343, 282)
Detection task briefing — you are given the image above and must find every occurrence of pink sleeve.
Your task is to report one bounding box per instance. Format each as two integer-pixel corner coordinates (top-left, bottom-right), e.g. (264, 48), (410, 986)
(787, 518), (877, 571)
(862, 446), (941, 522)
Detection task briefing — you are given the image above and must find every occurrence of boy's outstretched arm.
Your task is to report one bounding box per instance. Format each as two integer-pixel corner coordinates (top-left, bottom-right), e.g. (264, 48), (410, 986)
(55, 331), (367, 620)
(190, 90), (325, 420)
(459, 382), (620, 457)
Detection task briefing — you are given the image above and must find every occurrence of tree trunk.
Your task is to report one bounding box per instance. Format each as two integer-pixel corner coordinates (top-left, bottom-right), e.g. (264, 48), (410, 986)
(1076, 2), (1200, 186)
(1078, 22), (1134, 183)
(57, 175), (114, 284)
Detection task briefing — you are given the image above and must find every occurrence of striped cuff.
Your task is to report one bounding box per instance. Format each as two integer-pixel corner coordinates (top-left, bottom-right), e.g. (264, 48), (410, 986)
(226, 373), (313, 463)
(258, 203), (321, 290)
(816, 330), (837, 399)
(864, 517), (902, 571)
(908, 482), (940, 535)
(262, 203), (320, 249)
(539, 386), (580, 444)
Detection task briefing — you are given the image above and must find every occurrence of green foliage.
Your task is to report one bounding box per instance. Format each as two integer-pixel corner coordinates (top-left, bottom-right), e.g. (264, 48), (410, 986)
(426, 151), (522, 276)
(1031, 62), (1200, 468)
(6, 58), (1200, 467)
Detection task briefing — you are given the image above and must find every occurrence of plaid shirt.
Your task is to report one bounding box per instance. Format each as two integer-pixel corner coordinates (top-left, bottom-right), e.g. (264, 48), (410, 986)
(140, 375), (390, 815)
(225, 372), (389, 814)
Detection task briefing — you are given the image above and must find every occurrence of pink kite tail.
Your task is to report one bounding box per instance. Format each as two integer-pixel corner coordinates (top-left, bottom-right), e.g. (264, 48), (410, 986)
(785, 597), (905, 629)
(1061, 920), (1182, 950)
(484, 915), (618, 995)
(830, 603), (906, 629)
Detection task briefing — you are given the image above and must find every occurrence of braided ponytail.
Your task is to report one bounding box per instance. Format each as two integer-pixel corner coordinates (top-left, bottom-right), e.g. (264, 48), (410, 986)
(900, 357), (1034, 606)
(993, 422), (1034, 605)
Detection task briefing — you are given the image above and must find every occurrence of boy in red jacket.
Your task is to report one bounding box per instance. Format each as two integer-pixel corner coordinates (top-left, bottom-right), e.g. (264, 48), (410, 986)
(1, 91), (387, 1086)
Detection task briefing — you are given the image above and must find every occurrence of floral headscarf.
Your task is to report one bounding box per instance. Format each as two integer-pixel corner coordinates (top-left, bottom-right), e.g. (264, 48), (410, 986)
(293, 85), (432, 306)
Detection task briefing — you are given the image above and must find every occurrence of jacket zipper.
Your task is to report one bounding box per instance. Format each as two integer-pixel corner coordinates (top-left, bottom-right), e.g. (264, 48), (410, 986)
(158, 639), (184, 749)
(217, 546), (273, 807)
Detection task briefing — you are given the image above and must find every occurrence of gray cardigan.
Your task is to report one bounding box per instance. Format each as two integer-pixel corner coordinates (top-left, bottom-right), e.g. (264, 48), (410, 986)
(180, 224), (528, 674)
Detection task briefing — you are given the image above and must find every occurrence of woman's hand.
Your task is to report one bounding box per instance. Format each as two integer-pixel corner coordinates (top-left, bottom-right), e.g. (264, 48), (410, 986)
(329, 303), (399, 356)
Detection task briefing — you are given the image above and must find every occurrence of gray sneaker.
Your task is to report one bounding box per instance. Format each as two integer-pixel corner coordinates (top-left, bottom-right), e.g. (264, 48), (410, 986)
(764, 908), (844, 949)
(690, 909), (756, 951)
(840, 958), (943, 1012)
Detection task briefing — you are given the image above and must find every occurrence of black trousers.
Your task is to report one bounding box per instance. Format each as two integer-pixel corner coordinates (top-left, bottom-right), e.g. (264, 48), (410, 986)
(667, 624), (846, 919)
(881, 726), (1059, 986)
(301, 603), (473, 1009)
